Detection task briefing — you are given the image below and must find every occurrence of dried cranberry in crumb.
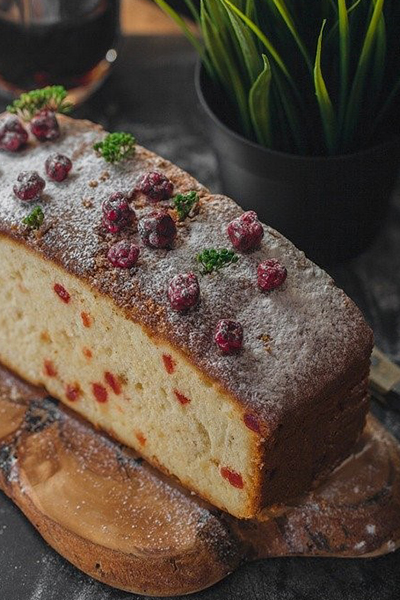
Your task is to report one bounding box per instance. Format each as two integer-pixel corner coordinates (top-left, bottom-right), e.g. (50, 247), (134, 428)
(214, 319), (243, 354)
(0, 116), (28, 152)
(168, 272), (200, 311)
(102, 192), (135, 233)
(138, 210), (177, 249)
(13, 171), (45, 201)
(257, 258), (287, 291)
(30, 109), (60, 141)
(227, 211), (264, 252)
(108, 240), (140, 268)
(135, 171), (174, 202)
(45, 153), (72, 182)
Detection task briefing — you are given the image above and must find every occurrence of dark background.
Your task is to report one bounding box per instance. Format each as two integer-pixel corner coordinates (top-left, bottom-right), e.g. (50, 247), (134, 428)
(1, 35), (400, 600)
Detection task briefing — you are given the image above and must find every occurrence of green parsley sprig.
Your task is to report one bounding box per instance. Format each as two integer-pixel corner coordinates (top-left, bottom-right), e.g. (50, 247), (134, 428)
(196, 248), (239, 275)
(7, 86), (73, 121)
(22, 206), (44, 229)
(173, 191), (199, 221)
(93, 132), (136, 164)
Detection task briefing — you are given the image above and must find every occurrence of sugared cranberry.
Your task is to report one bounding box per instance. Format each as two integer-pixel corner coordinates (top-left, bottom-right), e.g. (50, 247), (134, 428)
(45, 153), (72, 182)
(138, 210), (177, 249)
(168, 272), (200, 311)
(135, 171), (174, 202)
(30, 109), (60, 142)
(108, 240), (140, 268)
(13, 171), (45, 201)
(102, 192), (135, 233)
(227, 211), (264, 252)
(215, 319), (243, 354)
(0, 116), (28, 152)
(257, 258), (287, 291)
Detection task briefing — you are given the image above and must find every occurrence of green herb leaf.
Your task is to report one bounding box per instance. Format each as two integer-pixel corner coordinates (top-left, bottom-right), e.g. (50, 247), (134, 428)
(249, 54), (272, 146)
(22, 206), (44, 229)
(173, 191), (199, 221)
(196, 248), (239, 274)
(7, 86), (73, 121)
(93, 132), (136, 163)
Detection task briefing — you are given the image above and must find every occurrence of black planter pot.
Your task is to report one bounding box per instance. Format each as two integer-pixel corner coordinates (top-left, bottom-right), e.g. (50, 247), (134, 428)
(195, 63), (400, 265)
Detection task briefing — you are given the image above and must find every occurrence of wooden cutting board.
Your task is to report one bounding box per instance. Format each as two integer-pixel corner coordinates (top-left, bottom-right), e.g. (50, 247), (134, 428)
(1, 366), (400, 597)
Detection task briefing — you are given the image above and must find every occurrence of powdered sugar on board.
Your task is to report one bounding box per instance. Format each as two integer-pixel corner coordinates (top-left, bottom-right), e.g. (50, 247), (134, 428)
(0, 115), (371, 422)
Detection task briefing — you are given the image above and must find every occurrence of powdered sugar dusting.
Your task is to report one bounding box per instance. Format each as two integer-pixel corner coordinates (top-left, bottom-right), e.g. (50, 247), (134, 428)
(0, 115), (372, 423)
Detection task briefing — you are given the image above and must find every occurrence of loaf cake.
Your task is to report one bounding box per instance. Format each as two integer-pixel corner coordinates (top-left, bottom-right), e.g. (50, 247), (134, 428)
(0, 113), (373, 519)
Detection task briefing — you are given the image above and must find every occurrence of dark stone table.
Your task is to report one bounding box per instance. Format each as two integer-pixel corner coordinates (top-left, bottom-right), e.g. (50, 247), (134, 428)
(1, 36), (400, 600)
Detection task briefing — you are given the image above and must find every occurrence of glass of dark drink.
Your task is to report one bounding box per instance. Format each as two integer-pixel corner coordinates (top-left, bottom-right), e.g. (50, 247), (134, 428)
(0, 0), (120, 103)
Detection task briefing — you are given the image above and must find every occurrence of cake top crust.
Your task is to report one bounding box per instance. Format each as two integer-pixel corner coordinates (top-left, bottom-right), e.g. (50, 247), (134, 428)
(0, 116), (372, 425)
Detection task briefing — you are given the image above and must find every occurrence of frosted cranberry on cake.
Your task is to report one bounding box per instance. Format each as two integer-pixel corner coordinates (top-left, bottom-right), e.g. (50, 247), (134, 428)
(0, 114), (372, 519)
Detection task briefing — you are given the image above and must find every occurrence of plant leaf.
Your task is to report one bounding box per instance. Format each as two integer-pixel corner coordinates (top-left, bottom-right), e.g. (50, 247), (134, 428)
(152, 0), (210, 71)
(343, 0), (385, 146)
(249, 54), (272, 146)
(222, 0), (290, 80)
(371, 0), (386, 103)
(314, 20), (336, 153)
(224, 1), (263, 82)
(182, 0), (200, 24)
(200, 1), (252, 136)
(264, 0), (312, 71)
(337, 0), (349, 125)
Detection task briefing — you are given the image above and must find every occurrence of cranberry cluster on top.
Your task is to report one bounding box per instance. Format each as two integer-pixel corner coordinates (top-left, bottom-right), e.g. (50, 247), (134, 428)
(1, 108), (73, 204)
(0, 110), (60, 153)
(101, 171), (178, 272)
(102, 169), (287, 356)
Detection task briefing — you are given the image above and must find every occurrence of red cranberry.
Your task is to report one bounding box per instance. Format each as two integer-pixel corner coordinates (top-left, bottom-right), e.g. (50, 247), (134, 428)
(257, 258), (287, 291)
(168, 272), (200, 311)
(13, 171), (45, 201)
(138, 210), (177, 249)
(45, 153), (72, 182)
(227, 211), (264, 252)
(102, 192), (135, 233)
(214, 319), (243, 354)
(0, 116), (28, 152)
(220, 467), (244, 489)
(30, 109), (60, 142)
(108, 240), (140, 268)
(135, 171), (174, 202)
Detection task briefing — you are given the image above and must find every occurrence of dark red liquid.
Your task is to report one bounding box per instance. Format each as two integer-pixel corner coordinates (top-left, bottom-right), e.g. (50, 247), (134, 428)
(0, 1), (119, 91)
